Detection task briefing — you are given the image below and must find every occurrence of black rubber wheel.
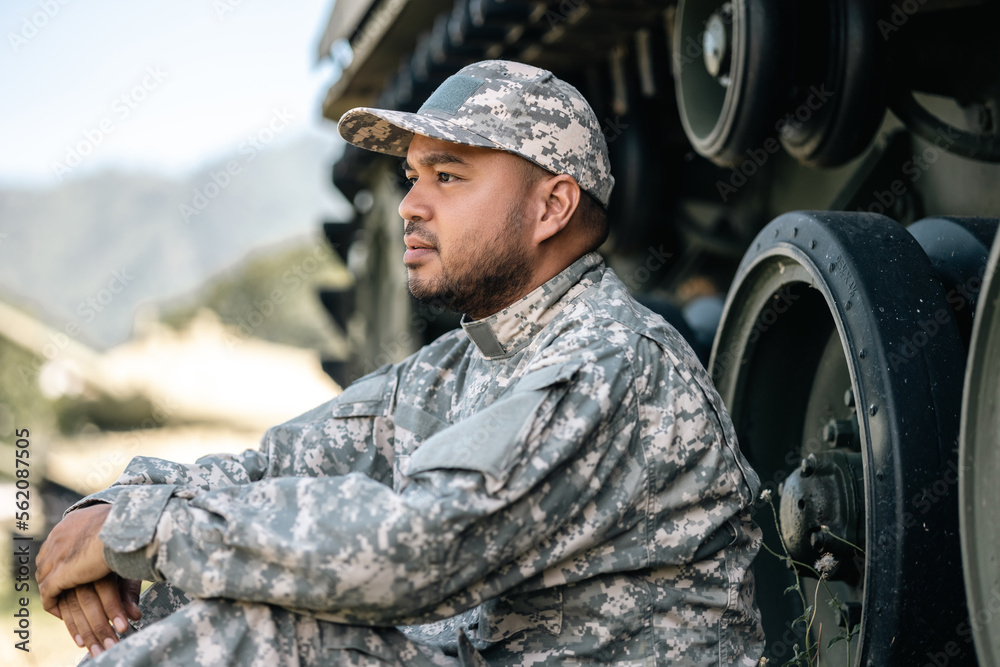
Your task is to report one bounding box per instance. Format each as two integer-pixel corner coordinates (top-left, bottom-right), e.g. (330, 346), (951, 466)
(778, 0), (885, 167)
(907, 216), (998, 349)
(960, 230), (1000, 667)
(710, 211), (973, 665)
(672, 0), (791, 166)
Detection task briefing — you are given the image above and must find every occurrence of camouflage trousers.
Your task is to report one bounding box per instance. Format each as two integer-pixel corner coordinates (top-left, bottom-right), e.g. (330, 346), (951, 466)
(83, 582), (466, 667)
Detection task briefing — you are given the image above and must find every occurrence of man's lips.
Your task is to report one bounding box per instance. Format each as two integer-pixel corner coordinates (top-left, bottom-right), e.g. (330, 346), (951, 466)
(403, 235), (436, 263)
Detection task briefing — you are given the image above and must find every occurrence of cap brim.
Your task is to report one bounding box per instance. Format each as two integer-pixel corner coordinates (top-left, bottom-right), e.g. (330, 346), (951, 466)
(337, 108), (500, 157)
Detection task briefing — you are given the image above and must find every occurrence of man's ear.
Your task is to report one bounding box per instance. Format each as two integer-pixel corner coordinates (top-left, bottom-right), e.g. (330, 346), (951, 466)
(533, 174), (581, 245)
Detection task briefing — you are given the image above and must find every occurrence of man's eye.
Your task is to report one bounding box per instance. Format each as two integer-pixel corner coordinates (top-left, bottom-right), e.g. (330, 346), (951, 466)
(438, 172), (456, 183)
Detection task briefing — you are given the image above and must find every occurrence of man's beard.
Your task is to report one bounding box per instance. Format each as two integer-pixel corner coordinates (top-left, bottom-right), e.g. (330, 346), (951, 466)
(406, 204), (534, 319)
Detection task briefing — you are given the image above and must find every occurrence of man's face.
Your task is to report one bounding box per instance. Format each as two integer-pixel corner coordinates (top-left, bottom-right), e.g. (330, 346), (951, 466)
(399, 134), (538, 319)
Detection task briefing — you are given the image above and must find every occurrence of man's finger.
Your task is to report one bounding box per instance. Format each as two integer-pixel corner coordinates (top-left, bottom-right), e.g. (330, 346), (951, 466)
(94, 576), (130, 634)
(118, 577), (143, 621)
(75, 583), (119, 654)
(63, 588), (103, 657)
(40, 577), (62, 616)
(35, 542), (50, 580)
(49, 588), (63, 620)
(58, 595), (84, 648)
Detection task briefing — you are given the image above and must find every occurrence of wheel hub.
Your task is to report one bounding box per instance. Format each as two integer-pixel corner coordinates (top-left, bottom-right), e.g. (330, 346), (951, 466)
(703, 4), (732, 80)
(779, 450), (865, 581)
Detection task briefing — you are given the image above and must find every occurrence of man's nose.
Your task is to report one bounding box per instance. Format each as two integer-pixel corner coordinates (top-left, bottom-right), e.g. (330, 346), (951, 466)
(398, 184), (430, 222)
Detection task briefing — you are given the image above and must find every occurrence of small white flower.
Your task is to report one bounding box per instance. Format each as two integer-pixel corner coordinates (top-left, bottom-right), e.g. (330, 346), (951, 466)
(760, 488), (773, 503)
(815, 552), (838, 579)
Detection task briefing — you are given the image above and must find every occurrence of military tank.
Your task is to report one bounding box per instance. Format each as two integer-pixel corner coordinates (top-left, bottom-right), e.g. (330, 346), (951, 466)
(314, 1), (1000, 664)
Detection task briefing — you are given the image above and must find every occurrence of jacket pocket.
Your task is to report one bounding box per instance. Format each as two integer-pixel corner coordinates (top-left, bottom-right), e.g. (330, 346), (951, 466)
(473, 589), (563, 643)
(404, 360), (583, 492)
(297, 366), (396, 482)
(394, 401), (450, 443)
(319, 621), (399, 661)
(329, 367), (394, 418)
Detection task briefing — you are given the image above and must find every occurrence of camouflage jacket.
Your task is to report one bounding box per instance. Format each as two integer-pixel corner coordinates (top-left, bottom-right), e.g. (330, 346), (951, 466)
(77, 252), (764, 665)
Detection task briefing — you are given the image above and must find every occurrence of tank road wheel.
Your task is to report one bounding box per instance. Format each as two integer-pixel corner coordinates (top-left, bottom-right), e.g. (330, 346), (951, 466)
(961, 230), (1000, 667)
(673, 0), (884, 168)
(672, 0), (790, 166)
(778, 0), (885, 167)
(710, 211), (974, 665)
(907, 216), (998, 349)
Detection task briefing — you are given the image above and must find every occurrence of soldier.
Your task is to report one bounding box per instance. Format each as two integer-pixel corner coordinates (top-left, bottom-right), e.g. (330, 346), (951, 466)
(37, 60), (764, 666)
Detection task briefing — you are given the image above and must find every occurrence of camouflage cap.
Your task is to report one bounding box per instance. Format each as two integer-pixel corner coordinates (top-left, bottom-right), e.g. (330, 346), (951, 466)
(337, 60), (614, 207)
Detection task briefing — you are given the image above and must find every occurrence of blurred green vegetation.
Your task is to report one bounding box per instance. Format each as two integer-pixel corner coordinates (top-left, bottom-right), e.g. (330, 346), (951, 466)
(159, 235), (351, 352)
(0, 235), (350, 443)
(0, 337), (57, 441)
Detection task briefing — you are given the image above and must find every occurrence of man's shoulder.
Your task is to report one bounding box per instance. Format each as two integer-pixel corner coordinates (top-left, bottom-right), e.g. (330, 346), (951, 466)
(557, 265), (684, 348)
(543, 264), (712, 387)
(405, 326), (471, 369)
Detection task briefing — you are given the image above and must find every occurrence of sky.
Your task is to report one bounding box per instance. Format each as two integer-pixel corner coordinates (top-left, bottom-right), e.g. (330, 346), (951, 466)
(0, 0), (342, 187)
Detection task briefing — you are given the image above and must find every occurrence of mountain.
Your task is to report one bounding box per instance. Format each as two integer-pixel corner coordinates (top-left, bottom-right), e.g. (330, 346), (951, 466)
(0, 129), (352, 349)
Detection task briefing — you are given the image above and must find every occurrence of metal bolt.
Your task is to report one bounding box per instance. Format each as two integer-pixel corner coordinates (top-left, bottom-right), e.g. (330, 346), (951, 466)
(811, 530), (828, 550)
(975, 105), (994, 132)
(800, 453), (818, 477)
(702, 6), (732, 77)
(824, 419), (856, 448)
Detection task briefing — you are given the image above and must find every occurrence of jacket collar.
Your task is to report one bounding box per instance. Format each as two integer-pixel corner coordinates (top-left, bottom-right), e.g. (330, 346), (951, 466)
(461, 252), (604, 359)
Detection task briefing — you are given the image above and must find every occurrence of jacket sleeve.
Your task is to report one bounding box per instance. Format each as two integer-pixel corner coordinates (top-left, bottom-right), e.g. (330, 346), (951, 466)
(66, 448), (271, 514)
(99, 338), (642, 626)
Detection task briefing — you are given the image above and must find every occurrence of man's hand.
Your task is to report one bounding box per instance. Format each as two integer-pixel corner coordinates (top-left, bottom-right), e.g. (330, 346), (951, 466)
(57, 576), (142, 657)
(37, 505), (146, 655)
(36, 504), (114, 616)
